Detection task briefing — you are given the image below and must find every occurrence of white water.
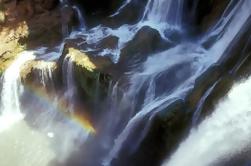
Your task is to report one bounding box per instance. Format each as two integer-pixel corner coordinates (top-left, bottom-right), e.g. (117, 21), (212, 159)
(143, 0), (184, 28)
(163, 76), (251, 166)
(0, 120), (55, 166)
(72, 5), (86, 31)
(0, 51), (35, 132)
(72, 0), (185, 62)
(0, 51), (55, 166)
(0, 51), (91, 166)
(62, 55), (77, 113)
(103, 0), (251, 164)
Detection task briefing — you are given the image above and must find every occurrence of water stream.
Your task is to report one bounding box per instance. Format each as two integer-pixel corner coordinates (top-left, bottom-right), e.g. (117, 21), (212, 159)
(1, 0), (251, 165)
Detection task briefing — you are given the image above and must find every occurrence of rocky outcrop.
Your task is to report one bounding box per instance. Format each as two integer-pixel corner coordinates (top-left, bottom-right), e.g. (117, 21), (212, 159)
(0, 21), (28, 75)
(20, 59), (59, 91)
(0, 0), (61, 74)
(111, 100), (190, 166)
(73, 0), (124, 27)
(121, 26), (172, 60)
(185, 0), (230, 34)
(60, 46), (112, 100)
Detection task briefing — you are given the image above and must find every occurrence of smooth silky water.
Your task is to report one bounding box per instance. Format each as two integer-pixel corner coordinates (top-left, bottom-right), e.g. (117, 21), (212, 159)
(1, 0), (251, 165)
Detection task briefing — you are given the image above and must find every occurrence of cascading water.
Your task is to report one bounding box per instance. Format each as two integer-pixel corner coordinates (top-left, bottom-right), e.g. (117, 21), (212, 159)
(142, 0), (184, 28)
(1, 0), (251, 165)
(163, 76), (251, 166)
(0, 51), (56, 166)
(0, 51), (35, 132)
(102, 0), (251, 165)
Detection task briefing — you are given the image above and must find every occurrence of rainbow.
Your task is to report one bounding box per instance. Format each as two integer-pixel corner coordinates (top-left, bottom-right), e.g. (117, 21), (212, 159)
(23, 82), (96, 134)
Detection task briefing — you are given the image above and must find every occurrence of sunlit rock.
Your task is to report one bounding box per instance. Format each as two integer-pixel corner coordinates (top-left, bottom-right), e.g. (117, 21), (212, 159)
(60, 47), (112, 99)
(20, 60), (59, 89)
(0, 21), (28, 74)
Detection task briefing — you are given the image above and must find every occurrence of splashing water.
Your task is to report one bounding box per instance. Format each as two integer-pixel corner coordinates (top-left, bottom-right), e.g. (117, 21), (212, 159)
(102, 0), (251, 164)
(0, 51), (35, 132)
(163, 76), (251, 166)
(0, 51), (55, 166)
(142, 0), (184, 29)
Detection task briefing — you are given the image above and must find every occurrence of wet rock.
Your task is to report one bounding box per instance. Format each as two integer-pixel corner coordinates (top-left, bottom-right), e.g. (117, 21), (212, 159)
(97, 36), (119, 49)
(74, 0), (124, 27)
(102, 0), (148, 28)
(60, 47), (112, 100)
(220, 17), (251, 76)
(197, 75), (234, 122)
(185, 0), (230, 34)
(120, 26), (172, 62)
(186, 65), (222, 111)
(112, 100), (190, 166)
(20, 60), (59, 90)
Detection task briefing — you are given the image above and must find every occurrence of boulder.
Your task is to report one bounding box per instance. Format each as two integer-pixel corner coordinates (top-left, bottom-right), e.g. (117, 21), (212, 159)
(60, 47), (112, 100)
(20, 60), (59, 91)
(119, 26), (172, 63)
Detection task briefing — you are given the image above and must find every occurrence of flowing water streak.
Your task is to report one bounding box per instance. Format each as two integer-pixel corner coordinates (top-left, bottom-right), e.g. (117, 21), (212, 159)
(62, 55), (77, 113)
(142, 0), (184, 29)
(0, 51), (35, 132)
(39, 62), (56, 88)
(163, 76), (251, 166)
(78, 0), (185, 62)
(103, 0), (251, 164)
(103, 44), (209, 165)
(0, 51), (57, 166)
(110, 0), (132, 17)
(72, 5), (86, 31)
(192, 82), (217, 126)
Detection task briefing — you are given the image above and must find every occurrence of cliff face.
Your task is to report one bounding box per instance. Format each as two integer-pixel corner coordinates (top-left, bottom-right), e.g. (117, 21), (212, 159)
(0, 0), (62, 74)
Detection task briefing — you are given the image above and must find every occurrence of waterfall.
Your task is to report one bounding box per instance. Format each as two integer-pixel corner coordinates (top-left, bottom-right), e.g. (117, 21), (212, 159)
(75, 0), (185, 62)
(72, 5), (86, 31)
(2, 0), (251, 165)
(102, 0), (251, 165)
(62, 55), (77, 113)
(0, 51), (56, 166)
(163, 76), (251, 166)
(110, 0), (132, 17)
(0, 51), (35, 132)
(142, 0), (184, 29)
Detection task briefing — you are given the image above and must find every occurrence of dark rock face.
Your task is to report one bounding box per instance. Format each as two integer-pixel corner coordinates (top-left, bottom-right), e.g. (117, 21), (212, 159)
(102, 0), (148, 28)
(73, 0), (124, 27)
(184, 0), (231, 34)
(59, 43), (113, 101)
(109, 13), (251, 166)
(119, 26), (172, 63)
(20, 60), (61, 91)
(111, 100), (190, 166)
